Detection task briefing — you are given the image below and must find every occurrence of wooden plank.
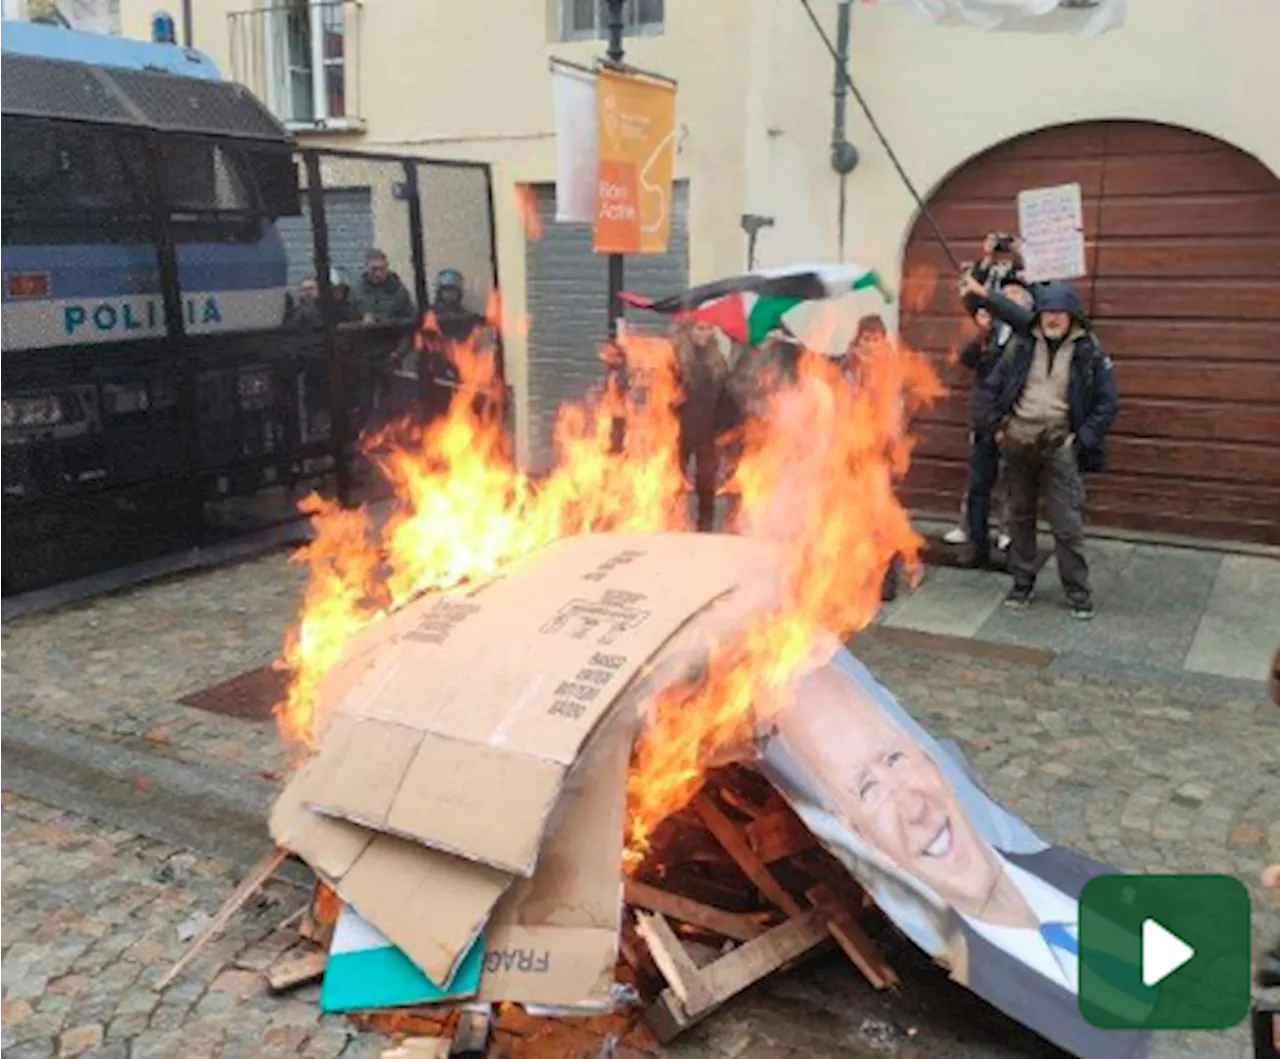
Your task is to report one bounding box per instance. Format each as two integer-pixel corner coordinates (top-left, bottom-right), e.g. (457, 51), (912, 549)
(989, 123), (1108, 161)
(448, 1008), (491, 1058)
(633, 912), (715, 1013)
(1093, 237), (1280, 279)
(1107, 400), (1280, 446)
(1092, 279), (1280, 321)
(1102, 122), (1224, 155)
(1112, 361), (1280, 402)
(382, 1039), (452, 1059)
(1099, 193), (1280, 238)
(644, 989), (691, 1045)
(1101, 152), (1277, 197)
(912, 424), (1279, 485)
(155, 847), (288, 992)
(909, 199), (1102, 242)
(685, 910), (829, 1019)
(692, 794), (805, 918)
(938, 157), (1106, 201)
(1091, 318), (1280, 361)
(806, 884), (898, 991)
(624, 881), (764, 942)
(744, 811), (816, 865)
(1108, 437), (1279, 485)
(266, 948), (327, 992)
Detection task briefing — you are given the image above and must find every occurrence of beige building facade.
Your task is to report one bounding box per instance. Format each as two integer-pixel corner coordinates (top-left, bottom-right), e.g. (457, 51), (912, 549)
(115, 0), (1280, 540)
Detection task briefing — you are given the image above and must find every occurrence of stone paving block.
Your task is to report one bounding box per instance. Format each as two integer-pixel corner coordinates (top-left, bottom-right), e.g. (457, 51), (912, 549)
(105, 1012), (150, 1041)
(56, 1023), (103, 1057)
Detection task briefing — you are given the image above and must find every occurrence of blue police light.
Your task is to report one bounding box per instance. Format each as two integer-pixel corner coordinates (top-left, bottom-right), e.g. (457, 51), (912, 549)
(151, 11), (177, 44)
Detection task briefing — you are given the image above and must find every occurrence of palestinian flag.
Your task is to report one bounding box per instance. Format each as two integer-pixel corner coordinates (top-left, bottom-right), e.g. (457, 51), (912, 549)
(620, 264), (891, 347)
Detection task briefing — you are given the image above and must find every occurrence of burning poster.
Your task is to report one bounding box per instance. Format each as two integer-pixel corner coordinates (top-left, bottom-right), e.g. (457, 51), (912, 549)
(759, 643), (1152, 1059)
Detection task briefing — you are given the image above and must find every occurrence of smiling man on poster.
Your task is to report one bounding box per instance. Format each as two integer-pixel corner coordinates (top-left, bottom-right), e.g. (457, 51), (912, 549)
(594, 67), (676, 255)
(761, 646), (1152, 1059)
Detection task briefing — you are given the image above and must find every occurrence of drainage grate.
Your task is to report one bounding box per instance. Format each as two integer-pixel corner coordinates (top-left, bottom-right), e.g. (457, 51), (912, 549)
(179, 664), (288, 722)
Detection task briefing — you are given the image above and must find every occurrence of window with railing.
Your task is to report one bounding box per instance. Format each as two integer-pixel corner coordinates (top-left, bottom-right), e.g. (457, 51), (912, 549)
(560, 0), (665, 41)
(228, 0), (358, 129)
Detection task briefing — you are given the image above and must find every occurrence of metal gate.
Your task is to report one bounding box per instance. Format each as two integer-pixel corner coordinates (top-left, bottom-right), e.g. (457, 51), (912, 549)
(1, 145), (500, 602)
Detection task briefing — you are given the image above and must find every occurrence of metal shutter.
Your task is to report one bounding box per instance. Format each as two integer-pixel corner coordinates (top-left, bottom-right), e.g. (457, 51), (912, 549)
(525, 181), (689, 472)
(277, 187), (374, 290)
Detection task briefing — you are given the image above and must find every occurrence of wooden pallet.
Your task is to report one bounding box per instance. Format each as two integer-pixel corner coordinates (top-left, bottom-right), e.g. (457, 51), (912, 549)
(331, 764), (897, 1051)
(629, 766), (898, 1043)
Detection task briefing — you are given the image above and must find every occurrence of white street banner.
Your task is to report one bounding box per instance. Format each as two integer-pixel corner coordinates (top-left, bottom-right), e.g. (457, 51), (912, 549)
(1017, 182), (1087, 282)
(551, 61), (599, 224)
(865, 0), (1126, 36)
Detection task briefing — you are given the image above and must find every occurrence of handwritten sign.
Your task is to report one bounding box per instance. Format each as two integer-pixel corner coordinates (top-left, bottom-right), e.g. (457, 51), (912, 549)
(1017, 182), (1087, 283)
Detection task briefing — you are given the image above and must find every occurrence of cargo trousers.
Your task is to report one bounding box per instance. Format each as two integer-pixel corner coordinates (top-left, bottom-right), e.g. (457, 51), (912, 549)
(1003, 436), (1092, 604)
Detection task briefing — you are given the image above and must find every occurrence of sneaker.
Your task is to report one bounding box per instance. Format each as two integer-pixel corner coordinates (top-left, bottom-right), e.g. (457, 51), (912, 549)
(943, 526), (969, 545)
(997, 533), (1012, 551)
(1003, 585), (1034, 609)
(1069, 598), (1095, 621)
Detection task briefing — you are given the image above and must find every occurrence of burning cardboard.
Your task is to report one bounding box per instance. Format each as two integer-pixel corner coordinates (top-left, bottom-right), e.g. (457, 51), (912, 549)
(293, 532), (778, 876)
(271, 531), (782, 992)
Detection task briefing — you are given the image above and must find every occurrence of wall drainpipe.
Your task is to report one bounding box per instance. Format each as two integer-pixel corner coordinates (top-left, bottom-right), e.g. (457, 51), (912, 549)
(830, 0), (860, 262)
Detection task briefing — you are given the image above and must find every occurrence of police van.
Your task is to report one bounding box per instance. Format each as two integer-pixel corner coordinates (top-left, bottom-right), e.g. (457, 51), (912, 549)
(1, 19), (307, 591)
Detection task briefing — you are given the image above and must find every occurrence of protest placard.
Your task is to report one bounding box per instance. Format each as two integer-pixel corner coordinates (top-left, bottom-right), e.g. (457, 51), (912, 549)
(1017, 182), (1087, 283)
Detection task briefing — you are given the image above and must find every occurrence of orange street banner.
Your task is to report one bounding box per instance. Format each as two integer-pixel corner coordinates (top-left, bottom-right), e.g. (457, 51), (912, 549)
(594, 68), (676, 256)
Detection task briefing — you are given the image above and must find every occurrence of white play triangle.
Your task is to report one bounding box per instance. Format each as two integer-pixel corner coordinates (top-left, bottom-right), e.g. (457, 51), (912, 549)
(1141, 917), (1195, 987)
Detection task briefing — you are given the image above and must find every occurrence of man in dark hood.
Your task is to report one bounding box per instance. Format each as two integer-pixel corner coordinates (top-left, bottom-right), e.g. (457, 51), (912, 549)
(354, 248), (416, 326)
(965, 276), (1119, 618)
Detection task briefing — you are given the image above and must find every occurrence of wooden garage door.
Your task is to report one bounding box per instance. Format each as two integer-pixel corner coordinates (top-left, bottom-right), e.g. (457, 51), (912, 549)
(899, 121), (1280, 546)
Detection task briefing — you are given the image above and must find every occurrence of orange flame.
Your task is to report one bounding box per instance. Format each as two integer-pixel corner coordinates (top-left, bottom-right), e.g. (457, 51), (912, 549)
(274, 316), (687, 748)
(624, 339), (943, 864)
(513, 184), (542, 241)
(274, 310), (942, 864)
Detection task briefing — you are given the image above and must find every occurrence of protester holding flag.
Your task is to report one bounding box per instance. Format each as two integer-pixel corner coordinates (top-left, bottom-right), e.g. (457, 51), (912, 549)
(672, 319), (732, 533)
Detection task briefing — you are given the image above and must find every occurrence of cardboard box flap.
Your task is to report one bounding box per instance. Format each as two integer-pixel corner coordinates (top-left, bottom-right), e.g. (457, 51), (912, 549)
(269, 757), (372, 880)
(302, 532), (779, 876)
(478, 702), (634, 1006)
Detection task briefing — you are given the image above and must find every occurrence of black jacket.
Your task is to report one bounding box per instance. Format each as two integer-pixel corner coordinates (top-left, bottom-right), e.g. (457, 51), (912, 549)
(973, 291), (1119, 473)
(958, 323), (1014, 433)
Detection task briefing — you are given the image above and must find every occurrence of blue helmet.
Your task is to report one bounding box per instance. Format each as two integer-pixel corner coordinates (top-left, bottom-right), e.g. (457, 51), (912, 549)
(436, 268), (464, 293)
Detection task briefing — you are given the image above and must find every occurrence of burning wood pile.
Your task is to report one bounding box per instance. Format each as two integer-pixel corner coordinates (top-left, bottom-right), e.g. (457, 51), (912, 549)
(200, 760), (899, 1059)
(153, 314), (945, 1057)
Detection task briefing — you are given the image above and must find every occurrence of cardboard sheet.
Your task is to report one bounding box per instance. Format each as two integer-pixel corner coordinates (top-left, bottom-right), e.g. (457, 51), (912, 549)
(476, 701), (633, 1006)
(297, 532), (778, 876)
(320, 903), (485, 1012)
(272, 531), (781, 990)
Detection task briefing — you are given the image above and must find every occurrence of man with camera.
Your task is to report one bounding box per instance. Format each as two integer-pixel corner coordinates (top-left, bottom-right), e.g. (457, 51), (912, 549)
(951, 234), (1033, 567)
(961, 268), (1118, 619)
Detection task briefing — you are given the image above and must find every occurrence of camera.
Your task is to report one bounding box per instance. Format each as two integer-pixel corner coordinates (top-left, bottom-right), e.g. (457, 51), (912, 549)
(993, 233), (1016, 253)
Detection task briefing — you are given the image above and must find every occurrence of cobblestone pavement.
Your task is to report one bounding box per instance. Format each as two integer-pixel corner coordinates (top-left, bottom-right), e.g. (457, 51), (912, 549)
(1, 792), (388, 1059)
(3, 549), (1278, 1058)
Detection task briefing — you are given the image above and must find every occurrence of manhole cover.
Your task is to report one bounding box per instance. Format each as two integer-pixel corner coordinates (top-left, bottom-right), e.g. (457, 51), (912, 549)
(179, 664), (288, 722)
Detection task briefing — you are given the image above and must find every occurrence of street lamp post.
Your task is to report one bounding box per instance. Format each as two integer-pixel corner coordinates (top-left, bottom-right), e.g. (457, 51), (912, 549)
(603, 0), (627, 343)
(602, 0), (628, 454)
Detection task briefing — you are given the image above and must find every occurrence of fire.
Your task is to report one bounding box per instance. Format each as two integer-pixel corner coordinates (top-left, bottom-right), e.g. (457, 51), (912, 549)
(275, 305), (942, 863)
(513, 184), (543, 241)
(624, 337), (943, 863)
(274, 321), (687, 749)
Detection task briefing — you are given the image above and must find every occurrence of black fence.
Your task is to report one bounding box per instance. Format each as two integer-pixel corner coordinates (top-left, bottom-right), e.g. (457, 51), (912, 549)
(1, 144), (500, 598)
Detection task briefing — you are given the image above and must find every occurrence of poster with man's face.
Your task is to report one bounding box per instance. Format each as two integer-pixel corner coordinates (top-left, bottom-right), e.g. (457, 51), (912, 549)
(759, 645), (1152, 1059)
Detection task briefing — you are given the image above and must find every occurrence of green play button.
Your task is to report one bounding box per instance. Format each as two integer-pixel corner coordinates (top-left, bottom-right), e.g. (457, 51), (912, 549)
(1078, 874), (1252, 1031)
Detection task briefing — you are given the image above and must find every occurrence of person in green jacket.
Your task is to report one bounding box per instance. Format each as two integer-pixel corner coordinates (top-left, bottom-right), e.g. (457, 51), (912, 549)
(354, 248), (416, 326)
